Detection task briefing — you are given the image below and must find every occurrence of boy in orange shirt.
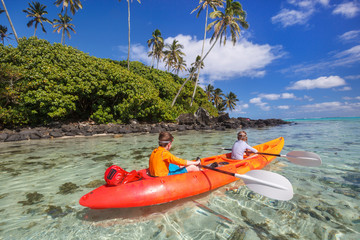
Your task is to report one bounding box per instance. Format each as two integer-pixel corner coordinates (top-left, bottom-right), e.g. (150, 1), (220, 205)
(149, 132), (201, 177)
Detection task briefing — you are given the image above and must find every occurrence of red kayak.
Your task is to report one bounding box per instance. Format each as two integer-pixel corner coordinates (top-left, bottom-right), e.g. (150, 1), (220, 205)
(79, 137), (284, 209)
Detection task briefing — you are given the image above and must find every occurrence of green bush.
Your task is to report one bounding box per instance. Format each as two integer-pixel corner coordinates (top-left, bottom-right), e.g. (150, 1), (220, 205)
(0, 37), (217, 128)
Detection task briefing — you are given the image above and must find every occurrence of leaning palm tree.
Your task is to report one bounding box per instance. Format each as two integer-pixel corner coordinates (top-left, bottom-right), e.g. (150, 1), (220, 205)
(172, 0), (248, 107)
(163, 39), (185, 72)
(119, 0), (141, 71)
(54, 0), (83, 15)
(224, 91), (238, 111)
(190, 0), (224, 106)
(147, 29), (164, 68)
(205, 84), (215, 102)
(23, 2), (52, 37)
(0, 25), (12, 45)
(53, 13), (76, 44)
(213, 88), (224, 108)
(1, 0), (18, 43)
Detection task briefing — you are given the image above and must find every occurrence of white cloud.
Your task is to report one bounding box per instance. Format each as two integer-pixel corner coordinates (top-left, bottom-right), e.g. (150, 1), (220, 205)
(336, 86), (352, 91)
(272, 0), (329, 27)
(300, 101), (360, 113)
(287, 76), (347, 90)
(304, 95), (314, 101)
(259, 94), (281, 100)
(333, 45), (360, 66)
(249, 97), (271, 111)
(249, 97), (262, 104)
(281, 93), (296, 99)
(271, 9), (312, 27)
(345, 74), (360, 80)
(278, 105), (290, 110)
(332, 2), (360, 18)
(128, 34), (284, 82)
(339, 30), (360, 42)
(172, 35), (283, 81)
(258, 92), (296, 100)
(283, 45), (360, 74)
(233, 103), (249, 113)
(343, 96), (360, 100)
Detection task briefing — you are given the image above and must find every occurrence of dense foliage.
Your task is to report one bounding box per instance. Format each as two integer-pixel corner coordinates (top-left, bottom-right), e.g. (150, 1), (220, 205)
(0, 37), (217, 128)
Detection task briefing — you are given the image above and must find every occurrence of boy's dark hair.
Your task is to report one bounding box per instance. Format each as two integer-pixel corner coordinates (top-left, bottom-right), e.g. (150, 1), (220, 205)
(158, 132), (174, 147)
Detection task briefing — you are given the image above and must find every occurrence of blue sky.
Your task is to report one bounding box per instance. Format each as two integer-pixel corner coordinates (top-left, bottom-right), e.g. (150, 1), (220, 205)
(1, 0), (360, 119)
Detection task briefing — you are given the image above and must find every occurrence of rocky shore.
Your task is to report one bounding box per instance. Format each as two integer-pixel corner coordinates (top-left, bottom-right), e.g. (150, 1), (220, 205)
(0, 108), (291, 142)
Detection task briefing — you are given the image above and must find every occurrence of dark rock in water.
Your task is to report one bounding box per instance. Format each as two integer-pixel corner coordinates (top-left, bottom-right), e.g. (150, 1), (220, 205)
(150, 126), (163, 133)
(58, 182), (79, 195)
(83, 179), (105, 188)
(45, 205), (63, 219)
(217, 113), (230, 123)
(228, 225), (248, 240)
(49, 131), (63, 138)
(195, 107), (213, 125)
(177, 113), (196, 125)
(0, 133), (8, 141)
(5, 134), (24, 142)
(18, 192), (44, 205)
(0, 107), (291, 142)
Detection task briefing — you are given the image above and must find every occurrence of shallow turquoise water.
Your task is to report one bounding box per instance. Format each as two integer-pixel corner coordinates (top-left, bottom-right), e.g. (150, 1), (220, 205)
(0, 119), (359, 239)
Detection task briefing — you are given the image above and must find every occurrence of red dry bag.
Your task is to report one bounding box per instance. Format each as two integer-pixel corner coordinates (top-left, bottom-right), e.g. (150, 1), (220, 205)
(104, 165), (128, 186)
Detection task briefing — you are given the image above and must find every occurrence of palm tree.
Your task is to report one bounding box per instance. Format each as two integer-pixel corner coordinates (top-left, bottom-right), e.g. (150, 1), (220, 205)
(53, 13), (76, 44)
(147, 29), (164, 68)
(54, 0), (83, 15)
(190, 0), (224, 106)
(1, 0), (19, 43)
(206, 0), (248, 52)
(119, 0), (141, 71)
(163, 39), (185, 72)
(172, 0), (248, 107)
(213, 88), (224, 108)
(205, 84), (214, 102)
(0, 25), (12, 45)
(0, 7), (4, 15)
(173, 57), (187, 75)
(23, 2), (52, 37)
(216, 101), (226, 113)
(224, 91), (238, 111)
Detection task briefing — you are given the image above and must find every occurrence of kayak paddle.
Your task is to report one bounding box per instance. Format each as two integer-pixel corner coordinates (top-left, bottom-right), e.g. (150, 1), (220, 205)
(220, 148), (322, 167)
(200, 164), (294, 201)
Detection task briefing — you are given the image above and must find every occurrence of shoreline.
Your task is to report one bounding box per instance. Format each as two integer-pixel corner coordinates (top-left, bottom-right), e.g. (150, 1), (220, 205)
(0, 113), (291, 143)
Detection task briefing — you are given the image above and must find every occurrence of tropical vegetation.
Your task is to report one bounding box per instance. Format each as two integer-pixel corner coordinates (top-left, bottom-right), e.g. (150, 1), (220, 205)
(0, 0), (246, 128)
(0, 38), (218, 128)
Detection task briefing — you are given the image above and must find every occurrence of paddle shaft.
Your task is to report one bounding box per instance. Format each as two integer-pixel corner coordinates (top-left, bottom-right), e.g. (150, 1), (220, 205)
(200, 165), (287, 190)
(222, 148), (283, 157)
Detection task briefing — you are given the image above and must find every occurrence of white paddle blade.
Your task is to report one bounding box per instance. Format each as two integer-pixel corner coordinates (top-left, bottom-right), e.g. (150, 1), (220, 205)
(235, 170), (294, 201)
(286, 151), (322, 167)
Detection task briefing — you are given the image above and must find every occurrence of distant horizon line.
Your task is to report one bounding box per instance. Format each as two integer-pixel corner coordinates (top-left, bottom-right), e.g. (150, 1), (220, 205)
(283, 116), (360, 121)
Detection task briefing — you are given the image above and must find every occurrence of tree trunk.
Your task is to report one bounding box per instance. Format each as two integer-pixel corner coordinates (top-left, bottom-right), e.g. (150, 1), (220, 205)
(190, 6), (209, 107)
(1, 0), (19, 43)
(127, 0), (131, 71)
(61, 30), (64, 44)
(171, 29), (223, 107)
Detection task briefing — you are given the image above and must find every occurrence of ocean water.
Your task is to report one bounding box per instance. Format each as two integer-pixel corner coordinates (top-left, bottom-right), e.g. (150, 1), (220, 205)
(0, 118), (359, 240)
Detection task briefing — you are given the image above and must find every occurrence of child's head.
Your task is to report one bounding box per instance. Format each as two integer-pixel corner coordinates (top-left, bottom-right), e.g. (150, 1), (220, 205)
(158, 132), (174, 147)
(237, 131), (247, 141)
